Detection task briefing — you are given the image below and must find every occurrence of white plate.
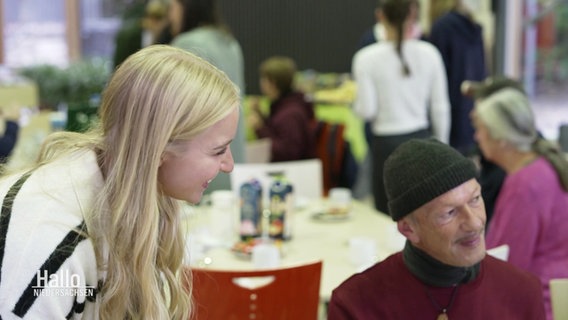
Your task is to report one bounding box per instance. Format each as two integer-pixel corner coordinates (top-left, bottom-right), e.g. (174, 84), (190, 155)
(311, 211), (350, 222)
(295, 196), (311, 209)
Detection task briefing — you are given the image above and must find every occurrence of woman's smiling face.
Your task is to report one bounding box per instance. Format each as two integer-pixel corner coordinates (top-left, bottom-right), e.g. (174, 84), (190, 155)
(158, 107), (239, 204)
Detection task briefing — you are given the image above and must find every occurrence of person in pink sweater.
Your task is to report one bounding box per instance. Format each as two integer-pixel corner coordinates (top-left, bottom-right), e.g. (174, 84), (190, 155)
(472, 83), (568, 320)
(327, 137), (545, 319)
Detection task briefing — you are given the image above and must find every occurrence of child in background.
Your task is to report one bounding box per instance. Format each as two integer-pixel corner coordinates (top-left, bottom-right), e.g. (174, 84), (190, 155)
(248, 56), (316, 162)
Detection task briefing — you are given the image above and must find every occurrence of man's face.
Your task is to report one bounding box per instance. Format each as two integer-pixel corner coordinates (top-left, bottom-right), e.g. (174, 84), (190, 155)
(399, 179), (487, 267)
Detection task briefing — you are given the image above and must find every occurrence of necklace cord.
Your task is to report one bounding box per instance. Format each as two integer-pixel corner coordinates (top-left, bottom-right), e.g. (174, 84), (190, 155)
(425, 284), (460, 315)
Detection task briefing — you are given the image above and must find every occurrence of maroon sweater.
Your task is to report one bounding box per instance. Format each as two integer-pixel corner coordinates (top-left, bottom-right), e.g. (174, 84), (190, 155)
(255, 92), (316, 162)
(328, 253), (545, 319)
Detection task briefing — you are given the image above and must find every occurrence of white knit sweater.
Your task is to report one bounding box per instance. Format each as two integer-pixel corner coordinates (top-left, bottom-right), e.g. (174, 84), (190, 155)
(0, 150), (103, 319)
(352, 39), (451, 143)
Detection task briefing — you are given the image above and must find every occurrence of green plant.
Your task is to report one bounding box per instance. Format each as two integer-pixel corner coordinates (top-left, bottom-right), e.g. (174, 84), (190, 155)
(18, 64), (68, 109)
(18, 58), (111, 110)
(65, 58), (111, 109)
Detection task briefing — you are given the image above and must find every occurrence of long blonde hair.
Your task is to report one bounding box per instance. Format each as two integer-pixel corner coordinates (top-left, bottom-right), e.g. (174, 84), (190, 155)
(37, 45), (240, 319)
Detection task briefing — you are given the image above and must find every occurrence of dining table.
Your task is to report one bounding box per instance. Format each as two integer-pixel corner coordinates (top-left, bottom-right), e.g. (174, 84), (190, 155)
(181, 196), (407, 302)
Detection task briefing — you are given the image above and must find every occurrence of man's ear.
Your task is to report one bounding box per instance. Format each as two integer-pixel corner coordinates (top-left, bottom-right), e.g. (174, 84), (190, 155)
(397, 217), (420, 244)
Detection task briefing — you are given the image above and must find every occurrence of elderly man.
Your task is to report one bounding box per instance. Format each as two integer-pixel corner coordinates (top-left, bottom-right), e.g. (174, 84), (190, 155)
(327, 138), (545, 319)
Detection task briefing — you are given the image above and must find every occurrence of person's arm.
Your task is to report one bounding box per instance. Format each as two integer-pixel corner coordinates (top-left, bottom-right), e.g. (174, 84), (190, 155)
(486, 187), (540, 270)
(428, 22), (451, 78)
(0, 203), (98, 319)
(351, 52), (378, 121)
(0, 120), (19, 159)
(1, 256), (98, 319)
(0, 105), (21, 161)
(269, 112), (309, 162)
(327, 291), (356, 320)
(255, 108), (308, 162)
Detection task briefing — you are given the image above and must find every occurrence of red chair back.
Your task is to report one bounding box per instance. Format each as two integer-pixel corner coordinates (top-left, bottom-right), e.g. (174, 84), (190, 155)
(187, 261), (322, 320)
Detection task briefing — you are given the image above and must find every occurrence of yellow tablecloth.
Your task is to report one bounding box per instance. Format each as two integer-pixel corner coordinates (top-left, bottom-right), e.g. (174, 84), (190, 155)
(0, 82), (39, 109)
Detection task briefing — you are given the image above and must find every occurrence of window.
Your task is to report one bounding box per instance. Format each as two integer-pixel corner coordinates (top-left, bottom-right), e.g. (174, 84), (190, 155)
(0, 0), (132, 67)
(1, 0), (69, 67)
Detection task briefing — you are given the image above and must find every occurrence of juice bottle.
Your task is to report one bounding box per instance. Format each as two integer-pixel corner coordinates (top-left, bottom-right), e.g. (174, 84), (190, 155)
(239, 179), (262, 241)
(268, 175), (294, 240)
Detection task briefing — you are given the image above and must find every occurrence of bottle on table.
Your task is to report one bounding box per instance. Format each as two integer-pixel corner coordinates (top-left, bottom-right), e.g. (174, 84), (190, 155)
(268, 173), (294, 240)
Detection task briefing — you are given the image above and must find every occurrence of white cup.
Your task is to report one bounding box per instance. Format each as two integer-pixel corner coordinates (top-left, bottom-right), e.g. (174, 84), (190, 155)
(252, 242), (281, 269)
(211, 190), (236, 208)
(328, 187), (352, 215)
(185, 234), (205, 266)
(209, 190), (237, 245)
(349, 236), (377, 271)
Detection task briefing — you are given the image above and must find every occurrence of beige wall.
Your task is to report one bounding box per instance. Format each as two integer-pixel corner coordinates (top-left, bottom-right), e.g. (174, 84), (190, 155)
(503, 1), (524, 78)
(0, 0), (3, 64)
(65, 0), (81, 62)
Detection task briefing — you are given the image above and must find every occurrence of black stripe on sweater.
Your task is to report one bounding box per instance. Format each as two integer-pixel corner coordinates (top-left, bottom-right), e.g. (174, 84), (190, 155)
(12, 221), (89, 317)
(64, 277), (101, 319)
(0, 171), (34, 285)
(65, 299), (85, 319)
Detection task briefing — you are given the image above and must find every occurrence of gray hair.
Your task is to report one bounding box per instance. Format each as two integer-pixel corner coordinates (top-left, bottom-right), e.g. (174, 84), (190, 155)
(475, 88), (537, 151)
(475, 87), (568, 192)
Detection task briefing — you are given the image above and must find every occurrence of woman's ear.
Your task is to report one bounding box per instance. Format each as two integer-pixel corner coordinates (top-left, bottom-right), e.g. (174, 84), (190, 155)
(397, 217), (420, 244)
(498, 139), (509, 149)
(160, 152), (169, 167)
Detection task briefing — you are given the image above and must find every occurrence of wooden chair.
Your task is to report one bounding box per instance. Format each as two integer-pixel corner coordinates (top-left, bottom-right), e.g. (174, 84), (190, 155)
(187, 261), (322, 320)
(314, 121), (355, 196)
(550, 278), (568, 320)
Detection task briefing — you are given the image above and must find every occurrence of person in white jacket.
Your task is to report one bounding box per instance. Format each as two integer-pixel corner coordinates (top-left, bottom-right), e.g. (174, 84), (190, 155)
(0, 45), (241, 319)
(352, 0), (450, 215)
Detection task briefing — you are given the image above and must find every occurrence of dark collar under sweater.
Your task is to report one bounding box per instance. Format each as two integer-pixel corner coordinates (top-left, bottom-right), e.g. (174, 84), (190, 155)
(402, 241), (480, 287)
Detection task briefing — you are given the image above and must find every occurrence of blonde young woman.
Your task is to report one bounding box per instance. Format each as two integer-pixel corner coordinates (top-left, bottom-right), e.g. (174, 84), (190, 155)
(0, 45), (240, 319)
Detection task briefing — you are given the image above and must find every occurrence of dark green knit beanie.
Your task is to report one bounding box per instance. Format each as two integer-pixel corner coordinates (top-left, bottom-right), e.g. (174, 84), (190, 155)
(383, 138), (478, 221)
